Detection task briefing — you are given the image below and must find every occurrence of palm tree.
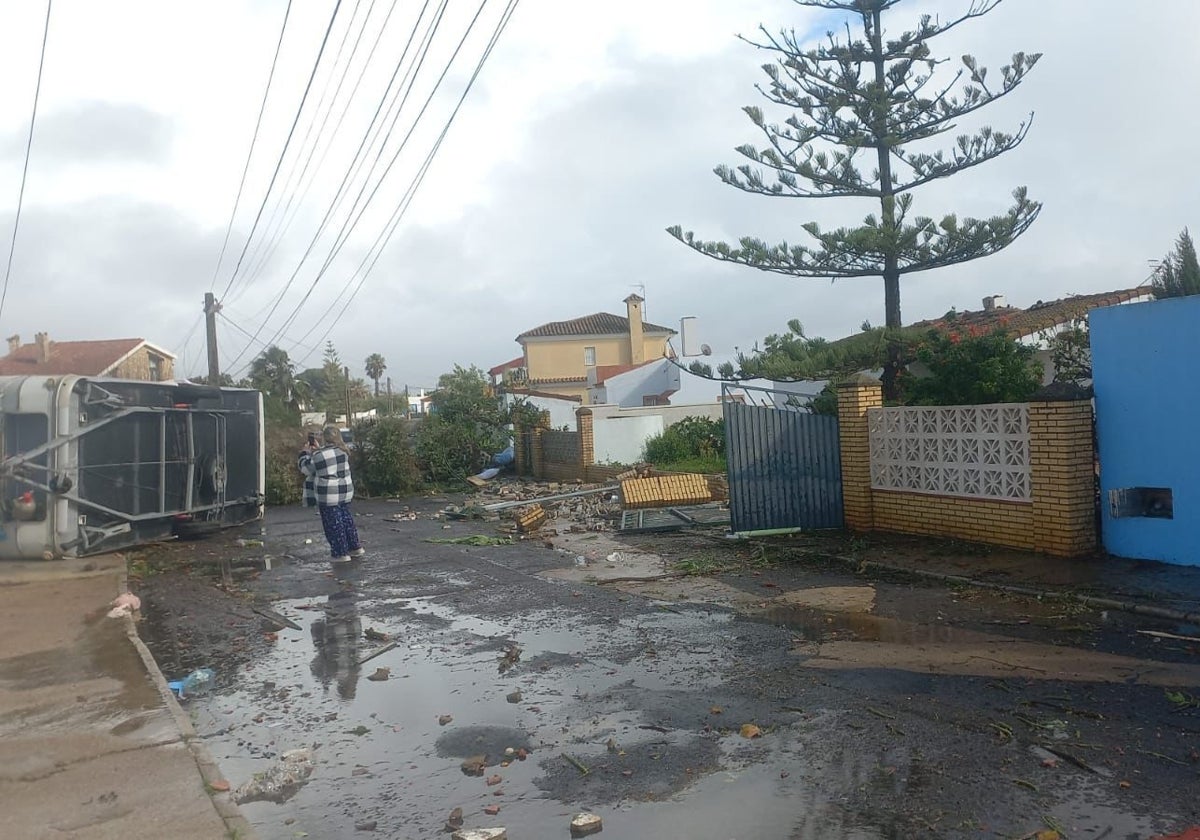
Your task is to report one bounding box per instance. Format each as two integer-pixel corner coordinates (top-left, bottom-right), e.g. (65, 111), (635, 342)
(249, 345), (301, 409)
(364, 353), (387, 397)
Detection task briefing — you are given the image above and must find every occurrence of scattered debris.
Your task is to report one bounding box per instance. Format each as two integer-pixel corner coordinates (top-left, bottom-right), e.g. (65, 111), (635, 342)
(234, 748), (314, 805)
(207, 779), (230, 792)
(425, 535), (512, 547)
(355, 820), (378, 832)
(107, 592), (141, 619)
(482, 485), (618, 512)
(439, 714), (454, 726)
(483, 805), (501, 816)
(562, 753), (590, 775)
(497, 645), (521, 674)
(167, 667), (215, 700)
(505, 690), (522, 704)
(252, 606), (302, 631)
(346, 726), (370, 736)
(364, 627), (391, 642)
(486, 774), (502, 786)
(446, 807), (464, 831)
(1138, 629), (1200, 644)
(367, 667), (390, 682)
(514, 504), (547, 533)
(740, 723), (763, 739)
(451, 829), (507, 840)
(461, 755), (487, 775)
(357, 641), (399, 666)
(570, 813), (604, 836)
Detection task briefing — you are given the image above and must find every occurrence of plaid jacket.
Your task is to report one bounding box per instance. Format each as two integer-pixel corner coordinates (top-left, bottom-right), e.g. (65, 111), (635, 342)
(298, 446), (354, 506)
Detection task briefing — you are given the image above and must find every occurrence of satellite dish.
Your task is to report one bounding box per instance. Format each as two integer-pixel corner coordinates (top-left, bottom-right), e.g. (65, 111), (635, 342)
(700, 344), (712, 356)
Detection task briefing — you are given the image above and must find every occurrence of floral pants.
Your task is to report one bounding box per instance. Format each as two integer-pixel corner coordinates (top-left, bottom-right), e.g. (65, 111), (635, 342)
(318, 503), (361, 557)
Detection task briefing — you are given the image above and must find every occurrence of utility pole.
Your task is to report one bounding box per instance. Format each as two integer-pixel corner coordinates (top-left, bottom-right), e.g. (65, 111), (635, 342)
(204, 292), (221, 384)
(386, 376), (393, 415)
(343, 366), (352, 429)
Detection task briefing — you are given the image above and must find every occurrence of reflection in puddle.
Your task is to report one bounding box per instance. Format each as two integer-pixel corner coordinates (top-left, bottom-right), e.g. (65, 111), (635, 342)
(309, 592), (361, 700)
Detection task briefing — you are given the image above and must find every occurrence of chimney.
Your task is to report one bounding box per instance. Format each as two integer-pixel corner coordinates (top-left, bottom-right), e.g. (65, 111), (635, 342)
(982, 294), (1007, 312)
(6, 334), (19, 354)
(34, 332), (50, 363)
(625, 294), (645, 364)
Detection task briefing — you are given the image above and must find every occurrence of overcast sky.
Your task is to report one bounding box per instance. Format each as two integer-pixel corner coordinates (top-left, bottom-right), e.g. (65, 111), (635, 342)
(0, 0), (1196, 390)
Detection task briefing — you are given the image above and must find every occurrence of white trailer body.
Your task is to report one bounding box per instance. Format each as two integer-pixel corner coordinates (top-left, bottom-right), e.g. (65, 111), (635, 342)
(0, 376), (264, 559)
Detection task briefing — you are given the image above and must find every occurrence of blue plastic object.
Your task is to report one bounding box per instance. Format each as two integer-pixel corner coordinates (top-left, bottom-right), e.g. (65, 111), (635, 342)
(167, 667), (215, 699)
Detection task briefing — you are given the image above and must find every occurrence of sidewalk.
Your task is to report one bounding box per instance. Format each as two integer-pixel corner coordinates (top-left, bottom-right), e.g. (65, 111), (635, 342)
(0, 555), (251, 839)
(797, 531), (1200, 622)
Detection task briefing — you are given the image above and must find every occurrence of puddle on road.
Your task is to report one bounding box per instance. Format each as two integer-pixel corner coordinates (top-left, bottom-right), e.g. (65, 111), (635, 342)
(752, 604), (1200, 685)
(192, 590), (892, 839)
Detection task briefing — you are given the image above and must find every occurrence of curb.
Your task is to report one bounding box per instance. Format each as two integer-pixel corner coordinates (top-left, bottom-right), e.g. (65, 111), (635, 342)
(116, 567), (259, 840)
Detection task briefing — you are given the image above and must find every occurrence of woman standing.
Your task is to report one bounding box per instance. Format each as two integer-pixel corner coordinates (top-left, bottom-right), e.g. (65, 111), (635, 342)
(298, 426), (364, 563)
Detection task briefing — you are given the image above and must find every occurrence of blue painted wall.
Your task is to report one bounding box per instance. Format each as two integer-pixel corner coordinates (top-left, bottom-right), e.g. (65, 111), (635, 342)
(1091, 296), (1200, 565)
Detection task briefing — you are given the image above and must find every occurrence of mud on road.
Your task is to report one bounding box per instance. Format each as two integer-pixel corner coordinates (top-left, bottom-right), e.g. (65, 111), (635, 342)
(134, 496), (1200, 839)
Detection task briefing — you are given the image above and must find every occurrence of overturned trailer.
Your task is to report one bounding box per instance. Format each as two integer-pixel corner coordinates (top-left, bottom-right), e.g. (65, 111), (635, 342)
(0, 375), (264, 559)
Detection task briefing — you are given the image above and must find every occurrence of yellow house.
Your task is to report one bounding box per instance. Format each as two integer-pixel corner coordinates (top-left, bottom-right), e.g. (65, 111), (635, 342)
(513, 295), (676, 403)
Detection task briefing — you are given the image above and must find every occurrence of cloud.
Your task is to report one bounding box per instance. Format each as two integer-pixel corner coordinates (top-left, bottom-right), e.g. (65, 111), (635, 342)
(0, 197), (219, 363)
(1, 101), (173, 165)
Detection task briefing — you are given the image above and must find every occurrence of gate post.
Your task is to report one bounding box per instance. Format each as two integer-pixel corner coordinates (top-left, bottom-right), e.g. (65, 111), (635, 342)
(837, 376), (883, 532)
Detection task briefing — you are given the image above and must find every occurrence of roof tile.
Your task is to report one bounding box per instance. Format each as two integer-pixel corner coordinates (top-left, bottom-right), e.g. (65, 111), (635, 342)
(518, 312), (675, 341)
(0, 338), (152, 376)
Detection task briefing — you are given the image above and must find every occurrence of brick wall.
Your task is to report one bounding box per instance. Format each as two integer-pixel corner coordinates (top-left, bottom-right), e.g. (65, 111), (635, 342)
(837, 379), (1096, 557)
(109, 346), (174, 381)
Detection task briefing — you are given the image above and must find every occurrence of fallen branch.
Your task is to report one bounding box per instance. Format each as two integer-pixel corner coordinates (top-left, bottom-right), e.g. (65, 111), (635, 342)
(1135, 748), (1188, 766)
(356, 641), (399, 666)
(866, 707), (896, 721)
(1041, 745), (1098, 774)
(562, 753), (590, 775)
(1137, 629), (1200, 644)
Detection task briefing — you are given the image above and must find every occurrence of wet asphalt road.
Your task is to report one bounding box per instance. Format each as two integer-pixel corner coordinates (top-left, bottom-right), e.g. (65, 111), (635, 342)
(137, 497), (1200, 839)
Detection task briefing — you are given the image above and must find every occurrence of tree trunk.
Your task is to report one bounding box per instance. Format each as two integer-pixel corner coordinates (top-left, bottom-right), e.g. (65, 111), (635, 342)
(871, 7), (902, 402)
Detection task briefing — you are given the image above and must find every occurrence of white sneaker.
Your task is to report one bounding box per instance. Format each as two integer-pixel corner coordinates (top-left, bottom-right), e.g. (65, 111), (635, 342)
(350, 548), (366, 558)
(331, 555), (352, 563)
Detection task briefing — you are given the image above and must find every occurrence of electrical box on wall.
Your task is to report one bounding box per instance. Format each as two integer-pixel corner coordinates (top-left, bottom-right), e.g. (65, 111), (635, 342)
(1109, 487), (1173, 519)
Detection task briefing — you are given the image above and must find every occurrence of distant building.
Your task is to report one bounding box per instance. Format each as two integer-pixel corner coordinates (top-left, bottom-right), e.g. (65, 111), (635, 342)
(0, 333), (175, 381)
(496, 295), (677, 404)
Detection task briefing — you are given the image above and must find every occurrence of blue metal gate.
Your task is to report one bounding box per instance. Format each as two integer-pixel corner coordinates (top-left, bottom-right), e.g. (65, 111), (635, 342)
(723, 385), (843, 533)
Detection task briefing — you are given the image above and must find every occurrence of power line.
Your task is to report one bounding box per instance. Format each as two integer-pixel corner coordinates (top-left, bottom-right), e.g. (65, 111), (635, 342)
(219, 0), (346, 302)
(231, 0), (373, 300)
(0, 0), (53, 327)
(295, 0), (521, 363)
(224, 0), (451, 373)
(250, 0), (496, 363)
(208, 0), (293, 292)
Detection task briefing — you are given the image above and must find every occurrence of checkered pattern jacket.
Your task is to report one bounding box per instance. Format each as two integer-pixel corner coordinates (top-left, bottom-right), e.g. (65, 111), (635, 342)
(298, 446), (354, 506)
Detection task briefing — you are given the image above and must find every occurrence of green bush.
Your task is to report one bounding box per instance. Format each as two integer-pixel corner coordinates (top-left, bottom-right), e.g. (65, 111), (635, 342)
(643, 416), (725, 467)
(905, 327), (1043, 405)
(265, 426), (303, 506)
(354, 418), (422, 497)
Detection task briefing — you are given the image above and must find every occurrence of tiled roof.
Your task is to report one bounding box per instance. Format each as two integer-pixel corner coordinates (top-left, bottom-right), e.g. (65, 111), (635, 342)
(0, 338), (152, 376)
(912, 287), (1154, 339)
(518, 312), (676, 341)
(488, 355), (525, 376)
(528, 376), (588, 386)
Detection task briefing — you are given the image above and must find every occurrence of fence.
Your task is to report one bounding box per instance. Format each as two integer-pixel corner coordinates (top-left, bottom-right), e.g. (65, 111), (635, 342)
(838, 378), (1095, 557)
(515, 403), (726, 483)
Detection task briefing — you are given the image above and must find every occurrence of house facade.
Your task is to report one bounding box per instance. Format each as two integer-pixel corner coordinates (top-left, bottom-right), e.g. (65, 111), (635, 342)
(0, 333), (175, 381)
(504, 295), (677, 404)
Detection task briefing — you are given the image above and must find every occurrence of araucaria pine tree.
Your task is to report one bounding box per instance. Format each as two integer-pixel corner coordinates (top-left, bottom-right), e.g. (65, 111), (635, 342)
(669, 0), (1041, 397)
